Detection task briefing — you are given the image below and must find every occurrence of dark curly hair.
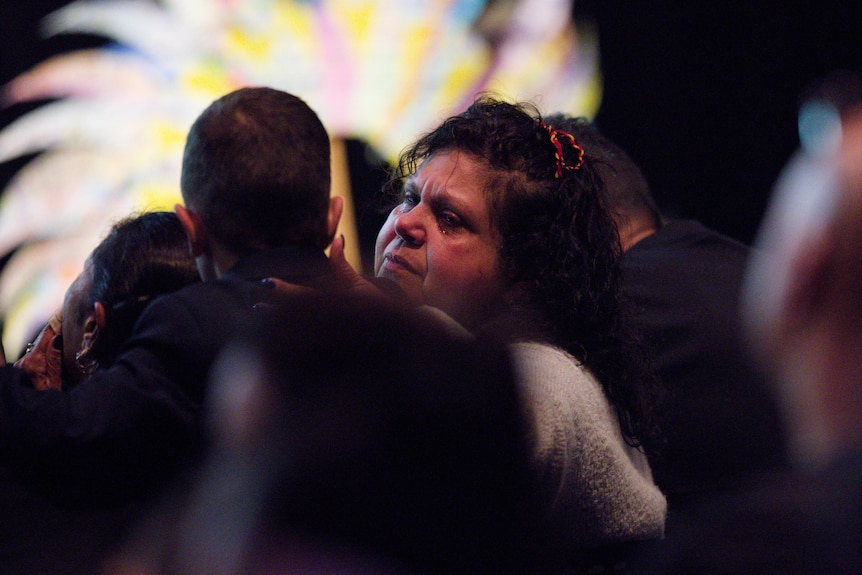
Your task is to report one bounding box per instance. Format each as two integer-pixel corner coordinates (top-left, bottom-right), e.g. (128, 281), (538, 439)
(385, 95), (658, 452)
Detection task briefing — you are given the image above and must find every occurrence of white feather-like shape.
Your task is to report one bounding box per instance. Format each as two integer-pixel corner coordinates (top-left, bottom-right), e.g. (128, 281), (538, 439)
(260, 0), (493, 155)
(486, 16), (600, 115)
(0, 98), (187, 163)
(160, 0), (226, 32)
(0, 147), (184, 257)
(17, 0), (595, 160)
(2, 49), (166, 104)
(0, 149), (132, 254)
(43, 0), (201, 63)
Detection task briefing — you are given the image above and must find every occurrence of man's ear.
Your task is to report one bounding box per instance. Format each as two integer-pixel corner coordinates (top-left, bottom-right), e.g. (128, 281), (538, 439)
(81, 301), (107, 354)
(175, 203), (208, 257)
(325, 195), (345, 247)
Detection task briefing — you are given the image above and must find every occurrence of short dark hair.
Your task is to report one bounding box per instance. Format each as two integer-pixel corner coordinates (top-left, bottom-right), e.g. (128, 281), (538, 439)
(86, 211), (200, 366)
(544, 114), (662, 229)
(180, 87), (332, 253)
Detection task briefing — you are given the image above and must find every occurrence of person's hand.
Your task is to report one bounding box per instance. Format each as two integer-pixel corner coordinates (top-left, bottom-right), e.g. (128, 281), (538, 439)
(328, 235), (390, 301)
(253, 278), (319, 313)
(14, 312), (63, 391)
(258, 236), (403, 308)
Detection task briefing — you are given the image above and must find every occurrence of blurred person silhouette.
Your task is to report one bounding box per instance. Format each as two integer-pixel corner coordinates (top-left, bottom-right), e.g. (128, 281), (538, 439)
(545, 114), (789, 515)
(105, 293), (539, 575)
(637, 71), (862, 574)
(0, 211), (200, 575)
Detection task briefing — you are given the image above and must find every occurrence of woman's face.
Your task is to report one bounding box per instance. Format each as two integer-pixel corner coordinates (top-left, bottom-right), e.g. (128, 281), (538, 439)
(375, 150), (508, 329)
(61, 257), (95, 383)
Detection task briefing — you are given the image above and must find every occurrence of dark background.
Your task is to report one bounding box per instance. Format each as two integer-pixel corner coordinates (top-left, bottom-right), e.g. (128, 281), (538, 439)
(2, 0), (861, 256)
(577, 0), (862, 244)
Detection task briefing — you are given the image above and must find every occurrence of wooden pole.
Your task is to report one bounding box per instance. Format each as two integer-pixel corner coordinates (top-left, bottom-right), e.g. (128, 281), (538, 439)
(329, 137), (363, 273)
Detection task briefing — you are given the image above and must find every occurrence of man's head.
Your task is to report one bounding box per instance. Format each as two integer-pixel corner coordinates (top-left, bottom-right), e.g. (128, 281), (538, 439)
(742, 102), (862, 466)
(545, 114), (661, 251)
(62, 212), (199, 386)
(177, 87), (342, 278)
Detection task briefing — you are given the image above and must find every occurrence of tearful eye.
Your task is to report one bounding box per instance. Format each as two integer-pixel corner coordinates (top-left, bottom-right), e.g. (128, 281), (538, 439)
(438, 210), (463, 231)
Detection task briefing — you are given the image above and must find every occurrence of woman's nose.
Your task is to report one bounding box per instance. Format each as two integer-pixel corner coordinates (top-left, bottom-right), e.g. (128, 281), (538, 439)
(393, 205), (426, 245)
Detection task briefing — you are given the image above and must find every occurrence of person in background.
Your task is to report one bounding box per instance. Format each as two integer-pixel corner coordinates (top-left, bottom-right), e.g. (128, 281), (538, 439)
(0, 211), (200, 575)
(545, 114), (788, 516)
(642, 76), (862, 575)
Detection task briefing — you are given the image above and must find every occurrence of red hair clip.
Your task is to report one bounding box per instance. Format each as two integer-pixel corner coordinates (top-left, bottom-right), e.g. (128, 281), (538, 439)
(539, 122), (584, 178)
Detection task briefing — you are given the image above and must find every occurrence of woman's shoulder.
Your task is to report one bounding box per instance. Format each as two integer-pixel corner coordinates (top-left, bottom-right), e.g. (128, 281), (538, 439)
(509, 341), (602, 397)
(508, 340), (614, 447)
(510, 341), (667, 548)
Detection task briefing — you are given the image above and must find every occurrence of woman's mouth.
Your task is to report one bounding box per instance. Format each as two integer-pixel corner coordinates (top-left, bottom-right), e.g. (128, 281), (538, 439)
(382, 252), (418, 275)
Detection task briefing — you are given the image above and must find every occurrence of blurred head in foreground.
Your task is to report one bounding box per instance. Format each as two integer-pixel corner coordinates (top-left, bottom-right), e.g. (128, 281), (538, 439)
(114, 294), (538, 575)
(742, 76), (862, 467)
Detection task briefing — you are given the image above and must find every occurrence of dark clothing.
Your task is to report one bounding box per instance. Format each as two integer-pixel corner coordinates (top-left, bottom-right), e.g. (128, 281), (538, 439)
(621, 220), (788, 512)
(0, 246), (334, 573)
(0, 466), (139, 575)
(640, 447), (862, 574)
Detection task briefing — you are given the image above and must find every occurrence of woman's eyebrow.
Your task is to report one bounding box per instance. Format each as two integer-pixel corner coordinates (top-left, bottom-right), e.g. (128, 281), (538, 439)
(402, 177), (419, 196)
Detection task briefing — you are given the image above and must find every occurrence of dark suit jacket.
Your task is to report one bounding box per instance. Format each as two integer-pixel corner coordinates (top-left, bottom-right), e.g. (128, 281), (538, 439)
(0, 245), (334, 504)
(0, 466), (139, 575)
(621, 220), (788, 511)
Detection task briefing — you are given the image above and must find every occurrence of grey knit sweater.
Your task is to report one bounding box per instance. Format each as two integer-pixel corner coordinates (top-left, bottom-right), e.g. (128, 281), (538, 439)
(511, 341), (667, 551)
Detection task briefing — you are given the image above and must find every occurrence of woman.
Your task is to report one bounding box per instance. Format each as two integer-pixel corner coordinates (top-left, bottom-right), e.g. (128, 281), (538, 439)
(363, 96), (667, 566)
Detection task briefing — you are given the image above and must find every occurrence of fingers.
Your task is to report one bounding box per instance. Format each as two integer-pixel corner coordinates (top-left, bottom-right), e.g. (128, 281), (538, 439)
(258, 237), (397, 309)
(330, 235), (367, 291)
(329, 232), (346, 262)
(264, 278), (318, 300)
(330, 234), (357, 279)
(14, 321), (64, 391)
(48, 309), (63, 333)
(253, 278), (319, 312)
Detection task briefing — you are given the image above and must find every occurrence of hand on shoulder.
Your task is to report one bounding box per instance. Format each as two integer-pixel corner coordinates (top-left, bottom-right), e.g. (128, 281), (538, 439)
(14, 311), (64, 391)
